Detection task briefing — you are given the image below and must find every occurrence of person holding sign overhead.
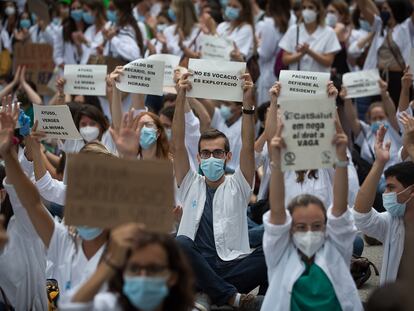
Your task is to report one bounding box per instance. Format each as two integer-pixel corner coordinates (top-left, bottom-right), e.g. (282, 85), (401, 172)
(60, 228), (195, 311)
(261, 115), (363, 311)
(173, 72), (267, 310)
(279, 0), (341, 73)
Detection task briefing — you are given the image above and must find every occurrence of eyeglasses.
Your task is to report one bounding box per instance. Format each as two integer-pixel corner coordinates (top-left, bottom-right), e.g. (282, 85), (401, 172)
(124, 264), (169, 277)
(292, 222), (325, 232)
(199, 149), (227, 159)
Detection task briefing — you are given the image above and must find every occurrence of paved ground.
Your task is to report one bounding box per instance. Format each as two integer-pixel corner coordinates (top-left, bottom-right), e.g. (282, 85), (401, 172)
(358, 241), (383, 303)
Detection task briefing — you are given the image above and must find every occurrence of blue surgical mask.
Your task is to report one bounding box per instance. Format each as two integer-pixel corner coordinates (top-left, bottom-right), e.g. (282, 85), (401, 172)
(370, 120), (389, 133)
(82, 11), (95, 24)
(200, 157), (225, 182)
(157, 23), (167, 33)
(20, 19), (31, 29)
(168, 8), (177, 22)
(382, 188), (412, 217)
(107, 10), (117, 23)
(77, 226), (103, 240)
(225, 6), (240, 21)
(123, 276), (169, 311)
(359, 19), (372, 32)
(52, 17), (61, 26)
(219, 105), (232, 121)
(137, 14), (146, 23)
(220, 0), (229, 8)
(71, 9), (83, 22)
(140, 126), (158, 150)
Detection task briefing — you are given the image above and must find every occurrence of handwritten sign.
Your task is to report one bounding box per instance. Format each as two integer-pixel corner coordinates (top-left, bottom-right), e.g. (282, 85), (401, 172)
(13, 43), (55, 96)
(116, 59), (165, 96)
(187, 59), (246, 102)
(64, 65), (107, 96)
(342, 69), (380, 98)
(147, 54), (180, 87)
(279, 70), (330, 99)
(200, 35), (233, 61)
(33, 104), (82, 140)
(64, 154), (175, 232)
(280, 97), (336, 171)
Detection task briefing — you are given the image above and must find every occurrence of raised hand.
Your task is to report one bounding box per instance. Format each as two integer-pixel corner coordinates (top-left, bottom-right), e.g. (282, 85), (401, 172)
(0, 96), (19, 157)
(109, 110), (140, 159)
(401, 66), (413, 90)
(241, 73), (254, 106)
(378, 79), (388, 95)
(56, 78), (66, 95)
(327, 81), (338, 98)
(108, 66), (124, 87)
(177, 72), (193, 94)
(19, 66), (27, 85)
(399, 111), (414, 157)
(12, 66), (22, 86)
(270, 117), (285, 159)
(339, 85), (348, 100)
(374, 125), (391, 164)
(24, 121), (46, 161)
(333, 118), (348, 159)
(269, 81), (281, 105)
(230, 42), (244, 62)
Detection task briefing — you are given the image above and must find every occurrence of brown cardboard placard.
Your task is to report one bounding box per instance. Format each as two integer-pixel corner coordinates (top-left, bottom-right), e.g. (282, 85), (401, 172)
(27, 0), (50, 25)
(64, 154), (175, 232)
(13, 43), (55, 96)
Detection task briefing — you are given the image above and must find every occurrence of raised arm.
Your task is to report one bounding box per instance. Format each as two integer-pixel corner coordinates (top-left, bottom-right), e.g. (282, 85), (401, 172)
(398, 67), (413, 113)
(0, 66), (20, 99)
(188, 98), (211, 133)
(379, 79), (399, 132)
(356, 0), (379, 24)
(172, 73), (191, 186)
(264, 82), (281, 141)
(49, 78), (67, 106)
(332, 119), (349, 217)
(354, 126), (390, 213)
(109, 66), (124, 130)
(0, 98), (54, 248)
(19, 66), (42, 105)
(268, 120), (286, 225)
(340, 86), (362, 136)
(399, 112), (414, 160)
(239, 73), (255, 186)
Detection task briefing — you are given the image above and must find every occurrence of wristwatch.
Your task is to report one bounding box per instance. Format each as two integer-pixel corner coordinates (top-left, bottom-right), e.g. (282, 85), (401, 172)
(242, 106), (255, 115)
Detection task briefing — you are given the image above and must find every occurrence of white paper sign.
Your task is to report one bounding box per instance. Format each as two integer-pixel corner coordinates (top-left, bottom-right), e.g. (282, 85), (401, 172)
(200, 35), (233, 61)
(410, 48), (414, 76)
(64, 65), (107, 96)
(279, 70), (330, 99)
(280, 97), (336, 171)
(187, 59), (246, 102)
(116, 59), (165, 96)
(33, 104), (82, 140)
(342, 69), (380, 98)
(147, 54), (180, 87)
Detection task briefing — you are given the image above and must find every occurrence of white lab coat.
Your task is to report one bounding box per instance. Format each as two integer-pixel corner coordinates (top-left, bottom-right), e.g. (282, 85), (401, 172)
(163, 24), (203, 58)
(185, 111), (201, 171)
(0, 182), (48, 310)
(80, 24), (105, 64)
(217, 22), (254, 60)
(176, 168), (253, 261)
(104, 24), (142, 62)
(353, 208), (404, 284)
(53, 30), (81, 66)
(29, 24), (55, 45)
(364, 15), (414, 70)
(36, 171), (67, 206)
(261, 208), (363, 311)
(279, 23), (341, 72)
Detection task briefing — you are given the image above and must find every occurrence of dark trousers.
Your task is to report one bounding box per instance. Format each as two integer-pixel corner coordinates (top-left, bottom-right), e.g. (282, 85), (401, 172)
(176, 235), (268, 306)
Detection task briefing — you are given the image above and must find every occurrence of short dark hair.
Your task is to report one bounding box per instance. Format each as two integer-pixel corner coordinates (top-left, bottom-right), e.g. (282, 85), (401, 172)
(384, 162), (414, 188)
(74, 104), (109, 132)
(287, 194), (327, 222)
(198, 128), (230, 153)
(388, 0), (413, 24)
(159, 105), (175, 121)
(257, 102), (270, 123)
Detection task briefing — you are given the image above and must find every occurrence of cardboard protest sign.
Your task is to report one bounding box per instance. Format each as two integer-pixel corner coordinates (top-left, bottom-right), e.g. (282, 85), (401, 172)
(200, 35), (233, 61)
(342, 69), (381, 98)
(147, 54), (180, 87)
(27, 0), (50, 25)
(33, 104), (82, 140)
(64, 65), (107, 96)
(279, 70), (330, 99)
(280, 97), (336, 171)
(187, 59), (246, 102)
(13, 43), (55, 96)
(64, 154), (175, 232)
(116, 59), (165, 96)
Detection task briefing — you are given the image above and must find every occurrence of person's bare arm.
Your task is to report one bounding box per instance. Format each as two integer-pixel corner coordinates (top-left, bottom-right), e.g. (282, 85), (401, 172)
(264, 82), (281, 142)
(108, 67), (124, 130)
(20, 66), (42, 105)
(0, 66), (21, 99)
(340, 86), (362, 136)
(188, 98), (211, 133)
(399, 67), (413, 113)
(305, 49), (336, 68)
(399, 112), (414, 160)
(282, 50), (304, 66)
(379, 79), (399, 132)
(172, 73), (192, 186)
(354, 126), (390, 213)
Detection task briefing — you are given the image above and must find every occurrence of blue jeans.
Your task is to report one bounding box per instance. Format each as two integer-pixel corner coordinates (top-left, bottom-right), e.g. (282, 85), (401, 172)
(248, 217), (264, 248)
(176, 235), (268, 306)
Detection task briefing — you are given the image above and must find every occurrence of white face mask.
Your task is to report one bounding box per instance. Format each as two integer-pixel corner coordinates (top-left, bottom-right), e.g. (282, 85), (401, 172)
(5, 6), (16, 16)
(302, 9), (317, 24)
(325, 12), (338, 27)
(80, 126), (100, 142)
(293, 231), (325, 258)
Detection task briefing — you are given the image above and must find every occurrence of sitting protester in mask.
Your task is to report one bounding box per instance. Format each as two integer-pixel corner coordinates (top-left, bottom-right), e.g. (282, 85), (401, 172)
(353, 125), (414, 284)
(60, 226), (195, 311)
(342, 81), (402, 171)
(173, 73), (267, 310)
(261, 112), (363, 311)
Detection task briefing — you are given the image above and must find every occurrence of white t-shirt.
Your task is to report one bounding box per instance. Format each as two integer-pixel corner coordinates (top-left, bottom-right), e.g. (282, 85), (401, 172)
(217, 22), (254, 60)
(279, 23), (341, 72)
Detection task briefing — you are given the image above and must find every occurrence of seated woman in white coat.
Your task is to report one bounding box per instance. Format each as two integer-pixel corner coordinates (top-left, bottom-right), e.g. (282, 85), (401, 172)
(261, 118), (363, 309)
